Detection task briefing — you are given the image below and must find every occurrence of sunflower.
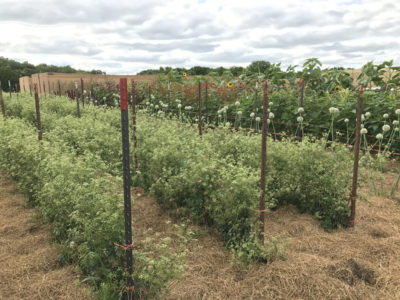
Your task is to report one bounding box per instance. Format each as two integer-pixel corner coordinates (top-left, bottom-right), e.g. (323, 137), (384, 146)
(334, 86), (340, 91)
(227, 82), (233, 87)
(183, 72), (187, 77)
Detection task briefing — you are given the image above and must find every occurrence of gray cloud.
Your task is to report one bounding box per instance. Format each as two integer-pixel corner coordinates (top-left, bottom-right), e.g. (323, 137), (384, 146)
(116, 38), (218, 53)
(0, 0), (159, 25)
(1, 0), (399, 73)
(28, 40), (102, 56)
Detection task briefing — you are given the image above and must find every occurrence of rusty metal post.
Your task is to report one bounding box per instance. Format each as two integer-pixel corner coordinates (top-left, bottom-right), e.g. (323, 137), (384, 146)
(34, 84), (42, 141)
(254, 82), (259, 131)
(259, 81), (269, 244)
(131, 80), (138, 170)
(0, 87), (5, 119)
(167, 81), (171, 113)
(48, 80), (51, 95)
(198, 81), (202, 136)
(81, 78), (85, 107)
(8, 80), (11, 100)
(120, 78), (134, 300)
(58, 81), (61, 96)
(205, 81), (208, 123)
(43, 81), (46, 98)
(349, 85), (363, 227)
(300, 77), (305, 107)
(38, 74), (42, 93)
(74, 82), (81, 118)
(29, 83), (32, 96)
(299, 78), (305, 141)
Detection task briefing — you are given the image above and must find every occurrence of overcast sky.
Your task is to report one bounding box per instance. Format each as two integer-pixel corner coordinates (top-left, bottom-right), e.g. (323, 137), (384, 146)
(1, 0), (399, 74)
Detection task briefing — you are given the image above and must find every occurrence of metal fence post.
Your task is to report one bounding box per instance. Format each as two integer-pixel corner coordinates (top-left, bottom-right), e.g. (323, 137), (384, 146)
(8, 80), (11, 100)
(349, 85), (363, 227)
(205, 81), (208, 123)
(34, 84), (42, 141)
(0, 86), (5, 119)
(43, 81), (46, 98)
(300, 77), (305, 107)
(198, 81), (202, 136)
(259, 81), (269, 244)
(167, 81), (171, 113)
(131, 80), (138, 170)
(120, 78), (134, 299)
(75, 82), (81, 118)
(81, 78), (85, 107)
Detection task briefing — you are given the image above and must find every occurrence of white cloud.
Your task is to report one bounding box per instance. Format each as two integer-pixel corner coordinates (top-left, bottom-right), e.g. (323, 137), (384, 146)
(0, 0), (399, 74)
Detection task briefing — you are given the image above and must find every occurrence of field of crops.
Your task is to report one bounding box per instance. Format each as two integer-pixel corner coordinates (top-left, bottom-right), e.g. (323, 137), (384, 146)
(0, 79), (399, 298)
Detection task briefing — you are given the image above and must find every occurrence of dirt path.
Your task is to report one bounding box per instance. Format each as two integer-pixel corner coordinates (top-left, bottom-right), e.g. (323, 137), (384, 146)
(132, 171), (400, 300)
(0, 172), (95, 300)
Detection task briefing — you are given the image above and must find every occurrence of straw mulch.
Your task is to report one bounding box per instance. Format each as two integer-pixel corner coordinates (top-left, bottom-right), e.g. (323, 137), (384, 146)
(0, 172), (94, 300)
(132, 170), (400, 300)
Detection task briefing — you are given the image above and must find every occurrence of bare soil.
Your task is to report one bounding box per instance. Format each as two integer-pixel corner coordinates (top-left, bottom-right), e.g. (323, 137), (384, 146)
(0, 172), (95, 300)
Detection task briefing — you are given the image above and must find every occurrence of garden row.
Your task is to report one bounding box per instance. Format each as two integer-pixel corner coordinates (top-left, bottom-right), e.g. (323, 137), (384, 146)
(0, 98), (187, 298)
(4, 94), (354, 259)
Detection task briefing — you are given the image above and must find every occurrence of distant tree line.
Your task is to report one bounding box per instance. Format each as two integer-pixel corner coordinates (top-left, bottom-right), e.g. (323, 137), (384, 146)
(136, 60), (353, 77)
(137, 61), (272, 76)
(0, 56), (105, 92)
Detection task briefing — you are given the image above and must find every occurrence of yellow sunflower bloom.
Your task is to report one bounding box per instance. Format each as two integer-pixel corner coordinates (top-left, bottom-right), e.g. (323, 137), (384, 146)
(227, 82), (233, 87)
(183, 72), (187, 77)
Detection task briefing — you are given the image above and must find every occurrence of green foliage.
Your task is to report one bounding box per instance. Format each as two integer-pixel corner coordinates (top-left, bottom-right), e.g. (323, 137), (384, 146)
(0, 116), (187, 298)
(3, 93), (354, 263)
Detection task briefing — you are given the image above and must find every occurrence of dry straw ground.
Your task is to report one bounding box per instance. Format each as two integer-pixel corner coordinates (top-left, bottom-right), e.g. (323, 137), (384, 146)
(132, 169), (400, 300)
(0, 172), (95, 300)
(1, 167), (400, 299)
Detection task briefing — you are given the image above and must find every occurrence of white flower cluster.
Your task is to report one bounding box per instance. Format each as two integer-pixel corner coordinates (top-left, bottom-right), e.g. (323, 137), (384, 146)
(329, 107), (339, 114)
(150, 94), (155, 100)
(297, 116), (303, 123)
(382, 124), (390, 132)
(185, 106), (192, 111)
(344, 118), (349, 123)
(360, 128), (368, 134)
(177, 104), (182, 109)
(250, 112), (255, 118)
(396, 109), (400, 115)
(235, 101), (240, 106)
(376, 133), (383, 140)
(298, 107), (304, 114)
(217, 106), (228, 114)
(158, 100), (168, 109)
(237, 111), (242, 116)
(256, 117), (261, 122)
(365, 112), (371, 118)
(269, 112), (274, 119)
(383, 113), (389, 119)
(393, 120), (399, 126)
